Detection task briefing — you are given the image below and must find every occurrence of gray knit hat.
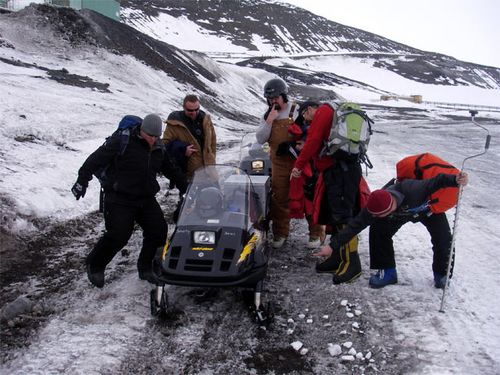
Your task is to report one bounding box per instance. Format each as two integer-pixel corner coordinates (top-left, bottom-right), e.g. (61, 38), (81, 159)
(141, 114), (163, 137)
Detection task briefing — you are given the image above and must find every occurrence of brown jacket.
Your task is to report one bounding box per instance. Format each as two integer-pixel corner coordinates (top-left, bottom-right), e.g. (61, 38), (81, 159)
(162, 111), (217, 179)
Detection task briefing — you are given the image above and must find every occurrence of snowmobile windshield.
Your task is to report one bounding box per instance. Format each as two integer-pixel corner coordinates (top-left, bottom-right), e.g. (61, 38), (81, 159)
(177, 165), (262, 230)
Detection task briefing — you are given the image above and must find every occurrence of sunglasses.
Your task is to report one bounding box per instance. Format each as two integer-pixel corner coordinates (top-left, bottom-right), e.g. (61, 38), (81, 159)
(185, 107), (200, 112)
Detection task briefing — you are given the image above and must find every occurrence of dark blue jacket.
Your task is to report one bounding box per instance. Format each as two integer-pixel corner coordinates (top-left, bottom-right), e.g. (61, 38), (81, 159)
(329, 173), (459, 250)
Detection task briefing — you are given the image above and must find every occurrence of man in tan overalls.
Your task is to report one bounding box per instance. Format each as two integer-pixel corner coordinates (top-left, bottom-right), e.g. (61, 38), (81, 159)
(256, 78), (325, 249)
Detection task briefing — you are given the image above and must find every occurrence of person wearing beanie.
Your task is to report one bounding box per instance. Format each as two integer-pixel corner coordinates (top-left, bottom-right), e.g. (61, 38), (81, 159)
(366, 190), (395, 216)
(71, 114), (188, 288)
(162, 94), (217, 180)
(313, 172), (469, 289)
(141, 114), (163, 138)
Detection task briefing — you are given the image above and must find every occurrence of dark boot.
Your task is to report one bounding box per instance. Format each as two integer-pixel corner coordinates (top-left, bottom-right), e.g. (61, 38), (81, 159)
(433, 272), (447, 289)
(316, 247), (341, 273)
(332, 239), (362, 284)
(138, 258), (157, 284)
(86, 262), (105, 288)
(138, 269), (157, 284)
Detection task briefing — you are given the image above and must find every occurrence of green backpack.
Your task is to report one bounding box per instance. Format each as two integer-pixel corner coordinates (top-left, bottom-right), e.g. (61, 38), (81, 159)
(321, 102), (374, 166)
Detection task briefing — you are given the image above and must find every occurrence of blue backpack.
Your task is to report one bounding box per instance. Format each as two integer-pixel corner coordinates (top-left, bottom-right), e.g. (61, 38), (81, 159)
(93, 115), (142, 185)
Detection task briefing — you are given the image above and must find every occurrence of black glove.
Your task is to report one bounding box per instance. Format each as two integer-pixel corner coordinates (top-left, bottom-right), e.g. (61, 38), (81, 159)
(176, 178), (188, 196)
(71, 181), (87, 200)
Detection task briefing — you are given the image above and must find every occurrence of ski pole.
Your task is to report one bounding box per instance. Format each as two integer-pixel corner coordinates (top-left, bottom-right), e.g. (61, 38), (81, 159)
(439, 110), (491, 313)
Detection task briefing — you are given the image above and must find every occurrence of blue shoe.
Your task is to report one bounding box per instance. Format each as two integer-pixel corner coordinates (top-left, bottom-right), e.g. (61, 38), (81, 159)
(369, 268), (398, 289)
(434, 272), (447, 289)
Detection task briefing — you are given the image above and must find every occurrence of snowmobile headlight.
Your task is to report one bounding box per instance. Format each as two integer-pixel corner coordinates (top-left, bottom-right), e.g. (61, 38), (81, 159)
(251, 160), (264, 171)
(193, 231), (216, 245)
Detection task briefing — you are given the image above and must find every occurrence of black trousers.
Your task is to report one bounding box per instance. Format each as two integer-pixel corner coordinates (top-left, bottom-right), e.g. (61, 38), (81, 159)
(322, 161), (362, 225)
(87, 197), (168, 272)
(369, 212), (453, 275)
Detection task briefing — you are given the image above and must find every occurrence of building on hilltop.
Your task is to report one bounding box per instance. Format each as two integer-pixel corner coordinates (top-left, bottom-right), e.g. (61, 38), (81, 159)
(0, 0), (120, 21)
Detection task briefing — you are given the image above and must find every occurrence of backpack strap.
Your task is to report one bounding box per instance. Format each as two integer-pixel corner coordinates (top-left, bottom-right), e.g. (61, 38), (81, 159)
(414, 153), (456, 180)
(382, 178), (396, 189)
(405, 201), (432, 215)
(358, 147), (373, 170)
(288, 102), (297, 121)
(117, 128), (132, 155)
(413, 153), (426, 179)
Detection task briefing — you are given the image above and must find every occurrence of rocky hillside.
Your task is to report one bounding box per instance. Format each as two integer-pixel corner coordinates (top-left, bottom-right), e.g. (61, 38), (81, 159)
(120, 0), (500, 90)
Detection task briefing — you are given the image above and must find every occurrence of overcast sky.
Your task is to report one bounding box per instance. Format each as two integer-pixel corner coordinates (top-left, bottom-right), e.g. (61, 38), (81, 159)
(280, 0), (500, 68)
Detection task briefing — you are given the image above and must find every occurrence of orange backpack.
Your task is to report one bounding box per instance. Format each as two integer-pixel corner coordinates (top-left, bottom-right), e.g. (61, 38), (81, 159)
(396, 153), (459, 213)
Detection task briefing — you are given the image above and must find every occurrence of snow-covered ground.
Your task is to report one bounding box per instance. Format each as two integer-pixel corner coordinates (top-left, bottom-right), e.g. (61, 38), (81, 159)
(1, 6), (500, 374)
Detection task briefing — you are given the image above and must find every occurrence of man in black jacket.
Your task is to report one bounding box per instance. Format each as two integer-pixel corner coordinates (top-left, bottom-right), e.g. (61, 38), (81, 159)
(313, 172), (468, 289)
(71, 114), (187, 288)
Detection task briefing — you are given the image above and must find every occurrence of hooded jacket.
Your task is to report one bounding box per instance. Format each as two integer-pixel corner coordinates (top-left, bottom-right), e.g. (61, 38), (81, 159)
(77, 129), (187, 204)
(329, 173), (460, 250)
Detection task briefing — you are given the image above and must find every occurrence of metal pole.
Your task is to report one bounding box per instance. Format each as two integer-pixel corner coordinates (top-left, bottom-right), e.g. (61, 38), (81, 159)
(439, 111), (491, 312)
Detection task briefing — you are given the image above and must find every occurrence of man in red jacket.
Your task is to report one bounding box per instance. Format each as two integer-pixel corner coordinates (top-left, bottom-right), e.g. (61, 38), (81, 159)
(291, 101), (364, 284)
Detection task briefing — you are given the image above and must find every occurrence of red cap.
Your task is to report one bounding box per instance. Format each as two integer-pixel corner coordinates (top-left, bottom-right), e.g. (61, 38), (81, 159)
(367, 190), (393, 216)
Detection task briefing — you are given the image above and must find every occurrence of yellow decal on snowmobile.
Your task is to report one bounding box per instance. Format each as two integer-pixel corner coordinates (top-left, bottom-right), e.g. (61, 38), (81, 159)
(192, 247), (214, 251)
(161, 239), (170, 260)
(237, 234), (257, 264)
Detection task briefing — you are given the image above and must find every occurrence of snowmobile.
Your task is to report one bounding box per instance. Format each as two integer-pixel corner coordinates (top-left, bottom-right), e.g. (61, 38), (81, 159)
(150, 134), (273, 325)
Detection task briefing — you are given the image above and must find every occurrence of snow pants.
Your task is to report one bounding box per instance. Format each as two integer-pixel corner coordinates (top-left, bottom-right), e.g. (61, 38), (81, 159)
(369, 212), (453, 276)
(87, 196), (168, 273)
(322, 160), (362, 225)
(270, 155), (323, 239)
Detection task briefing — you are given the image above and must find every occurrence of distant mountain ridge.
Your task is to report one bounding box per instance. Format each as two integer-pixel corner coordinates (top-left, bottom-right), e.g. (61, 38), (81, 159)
(1, 1), (499, 118)
(120, 0), (500, 89)
(121, 0), (424, 55)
